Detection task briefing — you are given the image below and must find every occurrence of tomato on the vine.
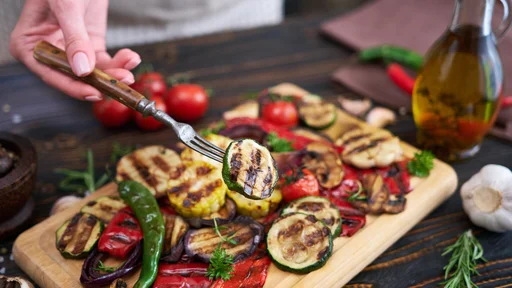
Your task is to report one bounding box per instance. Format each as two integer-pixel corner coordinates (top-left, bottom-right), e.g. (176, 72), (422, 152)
(134, 97), (167, 131)
(262, 101), (298, 128)
(280, 168), (320, 202)
(165, 84), (208, 122)
(93, 98), (132, 128)
(131, 72), (167, 98)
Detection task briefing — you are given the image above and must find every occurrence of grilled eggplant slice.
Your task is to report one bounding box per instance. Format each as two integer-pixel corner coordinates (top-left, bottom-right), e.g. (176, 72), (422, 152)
(80, 196), (126, 223)
(184, 216), (264, 263)
(267, 213), (332, 274)
(55, 213), (103, 259)
(302, 142), (344, 188)
(222, 139), (279, 200)
(352, 174), (389, 214)
(160, 214), (189, 262)
(298, 102), (337, 130)
(227, 188), (282, 219)
(282, 196), (342, 237)
(116, 146), (185, 198)
(186, 198), (237, 228)
(335, 128), (402, 169)
(167, 161), (226, 218)
(181, 134), (233, 168)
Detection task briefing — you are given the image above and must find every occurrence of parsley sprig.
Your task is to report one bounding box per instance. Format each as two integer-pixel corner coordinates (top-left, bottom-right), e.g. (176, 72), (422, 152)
(442, 230), (486, 288)
(94, 260), (118, 273)
(206, 218), (237, 281)
(407, 150), (434, 177)
(267, 132), (294, 153)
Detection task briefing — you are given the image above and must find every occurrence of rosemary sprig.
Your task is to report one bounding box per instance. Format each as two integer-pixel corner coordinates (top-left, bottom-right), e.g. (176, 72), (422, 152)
(207, 218), (237, 281)
(346, 180), (366, 202)
(110, 142), (135, 163)
(94, 260), (118, 273)
(55, 149), (108, 196)
(442, 230), (486, 288)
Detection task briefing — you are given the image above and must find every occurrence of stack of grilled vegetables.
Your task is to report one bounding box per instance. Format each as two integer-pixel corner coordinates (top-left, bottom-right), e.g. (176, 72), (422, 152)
(55, 90), (417, 288)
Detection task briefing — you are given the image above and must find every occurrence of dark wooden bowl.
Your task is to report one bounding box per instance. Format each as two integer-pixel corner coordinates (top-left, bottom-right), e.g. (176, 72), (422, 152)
(0, 133), (36, 222)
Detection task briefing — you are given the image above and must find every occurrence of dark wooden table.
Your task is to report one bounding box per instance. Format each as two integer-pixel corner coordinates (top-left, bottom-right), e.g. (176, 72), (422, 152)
(1, 7), (512, 288)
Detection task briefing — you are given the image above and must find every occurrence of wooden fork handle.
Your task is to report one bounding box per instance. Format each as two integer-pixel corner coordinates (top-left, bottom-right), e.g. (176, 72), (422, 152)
(33, 41), (145, 110)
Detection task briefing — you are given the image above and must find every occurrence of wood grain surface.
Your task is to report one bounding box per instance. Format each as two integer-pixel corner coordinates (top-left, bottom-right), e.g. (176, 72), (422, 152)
(2, 5), (512, 288)
(12, 83), (457, 288)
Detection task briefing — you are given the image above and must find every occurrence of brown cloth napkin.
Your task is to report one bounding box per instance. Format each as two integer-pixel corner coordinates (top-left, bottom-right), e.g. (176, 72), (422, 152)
(322, 0), (512, 130)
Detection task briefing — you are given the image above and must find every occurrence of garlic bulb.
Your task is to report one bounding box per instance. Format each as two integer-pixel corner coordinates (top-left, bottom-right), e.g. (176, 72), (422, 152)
(50, 195), (83, 216)
(366, 107), (396, 128)
(461, 164), (512, 232)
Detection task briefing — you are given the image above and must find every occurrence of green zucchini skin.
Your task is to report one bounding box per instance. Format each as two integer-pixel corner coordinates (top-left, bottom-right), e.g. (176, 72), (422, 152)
(222, 139), (279, 200)
(55, 213), (104, 259)
(281, 196), (342, 238)
(298, 102), (337, 130)
(266, 212), (333, 274)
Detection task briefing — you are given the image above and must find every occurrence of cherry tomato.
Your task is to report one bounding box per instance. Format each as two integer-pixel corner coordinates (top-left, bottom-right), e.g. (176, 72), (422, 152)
(134, 96), (167, 131)
(165, 84), (208, 122)
(131, 72), (167, 98)
(280, 168), (320, 202)
(92, 98), (132, 128)
(262, 101), (298, 128)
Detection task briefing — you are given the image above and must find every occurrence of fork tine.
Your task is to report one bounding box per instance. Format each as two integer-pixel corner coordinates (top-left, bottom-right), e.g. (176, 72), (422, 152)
(187, 140), (224, 163)
(194, 135), (226, 155)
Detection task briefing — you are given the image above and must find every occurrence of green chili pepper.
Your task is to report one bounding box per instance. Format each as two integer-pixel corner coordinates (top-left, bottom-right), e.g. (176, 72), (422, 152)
(118, 180), (165, 288)
(359, 45), (424, 71)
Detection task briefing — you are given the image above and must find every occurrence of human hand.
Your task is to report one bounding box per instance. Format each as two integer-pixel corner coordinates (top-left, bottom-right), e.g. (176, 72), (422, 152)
(9, 0), (141, 101)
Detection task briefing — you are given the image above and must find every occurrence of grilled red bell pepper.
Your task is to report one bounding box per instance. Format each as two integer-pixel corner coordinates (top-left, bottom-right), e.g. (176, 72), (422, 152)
(98, 207), (143, 259)
(152, 263), (211, 288)
(210, 251), (271, 288)
(340, 215), (366, 237)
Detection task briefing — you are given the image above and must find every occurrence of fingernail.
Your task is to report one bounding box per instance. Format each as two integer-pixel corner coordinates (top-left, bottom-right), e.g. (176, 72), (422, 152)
(121, 75), (135, 85)
(85, 95), (102, 102)
(72, 52), (91, 76)
(125, 57), (141, 69)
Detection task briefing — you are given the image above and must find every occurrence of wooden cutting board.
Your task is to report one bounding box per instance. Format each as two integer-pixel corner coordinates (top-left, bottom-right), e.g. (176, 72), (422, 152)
(13, 83), (458, 288)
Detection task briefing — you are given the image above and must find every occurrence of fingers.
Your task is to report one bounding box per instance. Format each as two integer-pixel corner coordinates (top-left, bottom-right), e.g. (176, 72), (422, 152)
(104, 68), (135, 85)
(48, 0), (96, 77)
(96, 49), (141, 71)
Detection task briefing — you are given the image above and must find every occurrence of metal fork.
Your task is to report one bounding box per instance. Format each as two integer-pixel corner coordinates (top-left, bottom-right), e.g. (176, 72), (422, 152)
(32, 41), (226, 163)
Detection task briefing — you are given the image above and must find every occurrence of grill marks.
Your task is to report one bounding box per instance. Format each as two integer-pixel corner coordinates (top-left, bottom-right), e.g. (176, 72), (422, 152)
(56, 213), (101, 256)
(116, 146), (183, 197)
(162, 214), (189, 255)
(225, 139), (277, 199)
(302, 142), (344, 189)
(345, 137), (389, 156)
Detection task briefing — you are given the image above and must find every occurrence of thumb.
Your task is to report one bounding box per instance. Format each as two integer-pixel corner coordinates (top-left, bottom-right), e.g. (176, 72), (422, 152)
(48, 0), (96, 77)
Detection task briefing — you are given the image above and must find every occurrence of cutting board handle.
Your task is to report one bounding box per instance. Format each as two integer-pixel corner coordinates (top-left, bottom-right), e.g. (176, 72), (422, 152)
(33, 41), (145, 110)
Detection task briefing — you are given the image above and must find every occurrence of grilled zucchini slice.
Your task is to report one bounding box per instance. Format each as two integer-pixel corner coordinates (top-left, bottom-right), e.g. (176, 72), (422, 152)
(298, 102), (337, 130)
(160, 214), (189, 262)
(282, 196), (341, 237)
(55, 213), (103, 259)
(227, 188), (282, 219)
(181, 134), (233, 168)
(116, 146), (185, 198)
(302, 142), (344, 188)
(184, 216), (264, 263)
(222, 139), (279, 200)
(267, 213), (332, 274)
(80, 196), (126, 223)
(167, 161), (226, 218)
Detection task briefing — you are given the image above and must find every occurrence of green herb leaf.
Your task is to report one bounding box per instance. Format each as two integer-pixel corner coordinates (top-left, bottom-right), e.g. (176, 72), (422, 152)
(346, 181), (366, 202)
(95, 260), (118, 273)
(55, 149), (106, 196)
(206, 245), (235, 281)
(407, 150), (435, 177)
(267, 132), (294, 153)
(110, 142), (135, 163)
(200, 121), (226, 137)
(442, 230), (486, 288)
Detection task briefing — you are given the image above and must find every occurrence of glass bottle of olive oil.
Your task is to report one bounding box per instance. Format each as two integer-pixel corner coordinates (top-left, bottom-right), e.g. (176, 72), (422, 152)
(412, 0), (511, 161)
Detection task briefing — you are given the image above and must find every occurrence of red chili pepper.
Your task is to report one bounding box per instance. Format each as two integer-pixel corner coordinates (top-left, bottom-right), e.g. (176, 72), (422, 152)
(153, 263), (211, 288)
(97, 208), (143, 259)
(210, 251), (271, 288)
(387, 63), (415, 95)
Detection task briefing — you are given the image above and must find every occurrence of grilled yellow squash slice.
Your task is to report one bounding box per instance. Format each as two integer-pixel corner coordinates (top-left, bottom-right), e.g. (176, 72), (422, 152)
(226, 188), (282, 219)
(116, 146), (185, 198)
(167, 161), (226, 218)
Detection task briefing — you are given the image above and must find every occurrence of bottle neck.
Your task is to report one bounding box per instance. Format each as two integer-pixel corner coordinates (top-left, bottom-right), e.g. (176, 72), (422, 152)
(450, 0), (494, 36)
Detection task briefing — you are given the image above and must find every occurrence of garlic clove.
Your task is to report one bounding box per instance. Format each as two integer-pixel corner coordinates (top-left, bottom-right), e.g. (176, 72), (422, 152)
(365, 107), (396, 128)
(50, 195), (83, 216)
(0, 276), (35, 288)
(338, 97), (372, 117)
